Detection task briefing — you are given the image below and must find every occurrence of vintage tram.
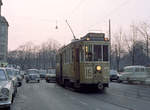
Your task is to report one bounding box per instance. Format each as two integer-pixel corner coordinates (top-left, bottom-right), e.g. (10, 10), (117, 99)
(56, 33), (110, 90)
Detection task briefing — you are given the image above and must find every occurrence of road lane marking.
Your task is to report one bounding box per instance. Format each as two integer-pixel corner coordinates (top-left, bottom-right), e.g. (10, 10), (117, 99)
(69, 96), (76, 100)
(79, 100), (88, 106)
(64, 93), (68, 96)
(95, 108), (101, 110)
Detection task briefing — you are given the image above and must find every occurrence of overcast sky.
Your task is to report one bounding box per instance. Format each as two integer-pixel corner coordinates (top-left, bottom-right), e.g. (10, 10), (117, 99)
(2, 0), (150, 50)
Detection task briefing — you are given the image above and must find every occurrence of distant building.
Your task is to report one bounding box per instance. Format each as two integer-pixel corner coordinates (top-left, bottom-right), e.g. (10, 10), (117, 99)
(0, 0), (9, 64)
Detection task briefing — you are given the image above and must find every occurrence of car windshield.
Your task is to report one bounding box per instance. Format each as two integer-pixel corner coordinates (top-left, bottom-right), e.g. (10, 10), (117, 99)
(0, 70), (7, 81)
(47, 69), (56, 74)
(39, 70), (46, 74)
(110, 70), (118, 75)
(6, 69), (15, 77)
(14, 70), (20, 75)
(27, 69), (39, 74)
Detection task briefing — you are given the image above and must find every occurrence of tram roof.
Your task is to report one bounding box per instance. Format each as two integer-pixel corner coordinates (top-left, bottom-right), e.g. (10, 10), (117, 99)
(57, 33), (109, 53)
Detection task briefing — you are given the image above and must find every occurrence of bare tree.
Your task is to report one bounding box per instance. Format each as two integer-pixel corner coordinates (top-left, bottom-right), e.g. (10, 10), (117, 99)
(112, 28), (125, 71)
(8, 40), (60, 70)
(136, 22), (150, 61)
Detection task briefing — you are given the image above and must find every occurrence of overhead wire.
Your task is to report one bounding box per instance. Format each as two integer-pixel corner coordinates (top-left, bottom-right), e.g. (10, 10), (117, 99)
(67, 0), (87, 19)
(88, 0), (132, 29)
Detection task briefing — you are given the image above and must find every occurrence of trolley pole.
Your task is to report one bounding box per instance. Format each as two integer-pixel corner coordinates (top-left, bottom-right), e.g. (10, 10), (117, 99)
(66, 20), (76, 40)
(109, 19), (111, 69)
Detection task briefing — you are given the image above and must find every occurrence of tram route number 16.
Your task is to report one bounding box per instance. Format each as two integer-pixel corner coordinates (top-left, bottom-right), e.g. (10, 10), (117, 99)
(85, 67), (93, 79)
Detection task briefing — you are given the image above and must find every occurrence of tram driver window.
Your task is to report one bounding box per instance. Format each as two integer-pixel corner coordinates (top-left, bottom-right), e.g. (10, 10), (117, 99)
(103, 45), (108, 61)
(85, 45), (93, 61)
(94, 45), (102, 61)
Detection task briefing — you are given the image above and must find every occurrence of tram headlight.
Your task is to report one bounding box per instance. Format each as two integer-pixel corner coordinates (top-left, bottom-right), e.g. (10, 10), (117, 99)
(86, 37), (90, 41)
(96, 65), (102, 72)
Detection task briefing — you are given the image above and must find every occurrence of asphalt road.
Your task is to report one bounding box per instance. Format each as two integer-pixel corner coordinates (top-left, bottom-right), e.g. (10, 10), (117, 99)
(10, 80), (150, 110)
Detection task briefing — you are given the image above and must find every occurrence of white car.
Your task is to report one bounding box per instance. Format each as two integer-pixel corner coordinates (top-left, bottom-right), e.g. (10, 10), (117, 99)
(118, 66), (150, 83)
(45, 73), (56, 83)
(45, 68), (56, 83)
(0, 68), (15, 110)
(6, 68), (19, 92)
(13, 69), (22, 86)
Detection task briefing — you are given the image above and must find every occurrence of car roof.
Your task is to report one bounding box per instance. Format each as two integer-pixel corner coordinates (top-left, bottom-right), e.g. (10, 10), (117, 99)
(124, 65), (145, 69)
(27, 69), (38, 71)
(0, 67), (6, 70)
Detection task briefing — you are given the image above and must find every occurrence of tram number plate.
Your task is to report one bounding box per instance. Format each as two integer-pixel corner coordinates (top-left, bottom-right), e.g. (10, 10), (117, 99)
(85, 67), (93, 79)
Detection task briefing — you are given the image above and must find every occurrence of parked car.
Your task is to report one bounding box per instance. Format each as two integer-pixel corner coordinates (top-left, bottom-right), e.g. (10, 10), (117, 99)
(45, 73), (56, 83)
(25, 69), (40, 83)
(0, 68), (15, 110)
(5, 68), (18, 95)
(45, 68), (56, 83)
(109, 70), (119, 81)
(118, 66), (149, 83)
(39, 70), (47, 79)
(20, 71), (25, 79)
(14, 69), (23, 87)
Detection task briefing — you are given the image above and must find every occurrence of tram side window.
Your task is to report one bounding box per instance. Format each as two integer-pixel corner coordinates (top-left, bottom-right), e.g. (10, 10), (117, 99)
(68, 49), (70, 63)
(103, 45), (108, 61)
(56, 55), (59, 63)
(70, 49), (72, 63)
(66, 50), (69, 63)
(80, 50), (84, 62)
(94, 45), (102, 61)
(63, 53), (65, 64)
(65, 50), (70, 64)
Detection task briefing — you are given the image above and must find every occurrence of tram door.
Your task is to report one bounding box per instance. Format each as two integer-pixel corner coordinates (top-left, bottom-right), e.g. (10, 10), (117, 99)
(74, 48), (80, 81)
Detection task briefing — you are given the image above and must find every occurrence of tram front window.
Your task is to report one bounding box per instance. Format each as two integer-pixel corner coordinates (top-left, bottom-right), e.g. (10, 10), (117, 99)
(94, 45), (102, 61)
(103, 45), (109, 61)
(84, 45), (109, 62)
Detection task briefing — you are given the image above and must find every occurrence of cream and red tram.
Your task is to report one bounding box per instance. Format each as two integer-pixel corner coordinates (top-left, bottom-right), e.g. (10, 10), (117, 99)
(56, 33), (110, 90)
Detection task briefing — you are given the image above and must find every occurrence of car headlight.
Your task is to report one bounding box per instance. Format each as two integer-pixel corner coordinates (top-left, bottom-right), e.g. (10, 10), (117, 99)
(96, 65), (102, 71)
(1, 88), (9, 96)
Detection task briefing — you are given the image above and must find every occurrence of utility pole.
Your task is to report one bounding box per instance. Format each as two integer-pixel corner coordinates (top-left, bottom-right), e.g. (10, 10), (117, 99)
(0, 0), (2, 16)
(109, 19), (111, 68)
(146, 33), (149, 60)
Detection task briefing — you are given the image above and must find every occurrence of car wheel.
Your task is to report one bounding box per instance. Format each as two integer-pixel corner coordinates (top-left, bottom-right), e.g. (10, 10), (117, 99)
(14, 88), (17, 97)
(128, 80), (133, 84)
(11, 94), (14, 103)
(19, 82), (22, 87)
(117, 79), (122, 83)
(26, 80), (29, 83)
(6, 106), (11, 110)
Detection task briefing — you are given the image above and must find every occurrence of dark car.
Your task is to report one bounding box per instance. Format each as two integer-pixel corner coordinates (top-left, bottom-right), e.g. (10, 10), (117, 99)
(110, 70), (119, 81)
(25, 69), (40, 83)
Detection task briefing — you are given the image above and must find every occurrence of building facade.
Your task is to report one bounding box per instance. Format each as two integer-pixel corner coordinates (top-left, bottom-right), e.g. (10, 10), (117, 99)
(0, 0), (9, 64)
